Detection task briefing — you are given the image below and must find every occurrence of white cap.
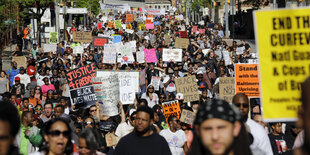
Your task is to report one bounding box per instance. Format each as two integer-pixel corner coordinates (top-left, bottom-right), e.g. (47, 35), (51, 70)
(176, 93), (184, 100)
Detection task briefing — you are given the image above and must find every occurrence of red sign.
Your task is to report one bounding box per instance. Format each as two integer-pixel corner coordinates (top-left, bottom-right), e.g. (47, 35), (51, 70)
(93, 37), (109, 47)
(180, 31), (188, 38)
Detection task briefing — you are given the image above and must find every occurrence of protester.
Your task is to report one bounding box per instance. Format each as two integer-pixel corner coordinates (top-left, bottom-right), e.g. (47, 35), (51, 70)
(268, 122), (293, 154)
(78, 128), (104, 155)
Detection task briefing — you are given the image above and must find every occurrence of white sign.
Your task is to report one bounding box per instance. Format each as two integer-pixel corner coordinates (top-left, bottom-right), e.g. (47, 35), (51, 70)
(73, 46), (84, 54)
(151, 76), (160, 91)
(236, 46), (245, 55)
(145, 8), (165, 16)
(117, 44), (135, 64)
(175, 15), (184, 20)
(103, 44), (117, 64)
(223, 50), (232, 65)
(43, 43), (57, 53)
(136, 51), (145, 63)
(162, 48), (182, 62)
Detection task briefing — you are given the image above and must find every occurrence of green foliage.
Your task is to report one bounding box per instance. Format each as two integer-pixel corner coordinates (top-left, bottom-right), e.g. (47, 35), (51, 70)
(191, 0), (212, 13)
(75, 0), (100, 15)
(0, 0), (21, 38)
(242, 0), (264, 9)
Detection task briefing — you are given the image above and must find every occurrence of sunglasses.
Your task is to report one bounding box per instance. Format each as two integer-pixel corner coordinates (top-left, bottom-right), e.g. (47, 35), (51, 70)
(84, 121), (94, 126)
(35, 108), (42, 110)
(235, 103), (249, 108)
(48, 130), (70, 138)
(148, 87), (154, 89)
(90, 109), (96, 112)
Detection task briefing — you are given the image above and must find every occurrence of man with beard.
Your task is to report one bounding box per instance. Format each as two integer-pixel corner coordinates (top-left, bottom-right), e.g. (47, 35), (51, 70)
(232, 93), (273, 155)
(114, 106), (171, 155)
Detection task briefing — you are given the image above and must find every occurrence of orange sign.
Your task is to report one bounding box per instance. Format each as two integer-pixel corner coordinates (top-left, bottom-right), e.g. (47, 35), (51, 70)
(162, 100), (181, 125)
(108, 21), (114, 28)
(235, 64), (260, 97)
(147, 14), (153, 19)
(146, 19), (152, 24)
(126, 14), (133, 23)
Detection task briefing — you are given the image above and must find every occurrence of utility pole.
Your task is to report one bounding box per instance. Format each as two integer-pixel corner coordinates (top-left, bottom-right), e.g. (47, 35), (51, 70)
(55, 0), (60, 42)
(225, 0), (229, 38)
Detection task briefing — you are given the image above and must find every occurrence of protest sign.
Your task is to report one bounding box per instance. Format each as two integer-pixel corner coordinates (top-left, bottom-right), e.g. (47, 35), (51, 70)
(43, 43), (57, 53)
(151, 76), (160, 91)
(162, 100), (181, 124)
(49, 32), (58, 43)
(199, 29), (205, 34)
(73, 46), (84, 54)
(92, 75), (119, 116)
(69, 86), (97, 108)
(125, 41), (136, 53)
(145, 19), (152, 24)
(235, 64), (259, 97)
(12, 56), (27, 69)
(114, 20), (122, 29)
(180, 31), (188, 38)
(175, 75), (200, 102)
(164, 35), (171, 45)
(175, 38), (189, 49)
(136, 51), (145, 63)
(125, 29), (134, 34)
(108, 21), (114, 28)
(97, 23), (103, 29)
(106, 132), (117, 147)
(175, 15), (184, 20)
(219, 77), (235, 103)
(103, 44), (117, 64)
(154, 21), (160, 26)
(66, 63), (96, 89)
(254, 8), (310, 121)
(117, 44), (135, 64)
(126, 14), (133, 23)
(180, 109), (196, 125)
(97, 71), (139, 105)
(113, 35), (122, 43)
(72, 32), (92, 43)
(162, 48), (182, 62)
(236, 46), (245, 55)
(192, 26), (197, 33)
(93, 37), (109, 47)
(126, 23), (132, 29)
(144, 48), (157, 63)
(146, 8), (165, 16)
(223, 50), (232, 65)
(146, 23), (154, 29)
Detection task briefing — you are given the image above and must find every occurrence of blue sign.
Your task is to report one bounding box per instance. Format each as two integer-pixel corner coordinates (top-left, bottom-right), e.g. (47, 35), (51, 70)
(113, 35), (122, 44)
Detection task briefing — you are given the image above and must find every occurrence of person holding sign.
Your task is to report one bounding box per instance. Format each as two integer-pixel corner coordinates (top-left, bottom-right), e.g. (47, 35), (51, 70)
(141, 84), (159, 108)
(160, 115), (189, 155)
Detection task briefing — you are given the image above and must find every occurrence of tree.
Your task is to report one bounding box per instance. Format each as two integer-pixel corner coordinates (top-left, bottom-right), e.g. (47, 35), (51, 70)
(191, 0), (212, 15)
(20, 0), (52, 46)
(75, 0), (100, 16)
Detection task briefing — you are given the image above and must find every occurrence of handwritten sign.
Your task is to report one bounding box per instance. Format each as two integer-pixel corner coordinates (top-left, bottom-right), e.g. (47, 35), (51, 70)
(43, 43), (57, 53)
(144, 48), (157, 63)
(151, 76), (160, 91)
(180, 31), (188, 38)
(175, 75), (200, 103)
(97, 23), (103, 29)
(92, 75), (119, 116)
(219, 77), (235, 103)
(164, 35), (171, 45)
(175, 38), (189, 49)
(192, 26), (197, 33)
(106, 132), (117, 147)
(103, 44), (117, 64)
(146, 23), (154, 29)
(117, 44), (135, 64)
(66, 63), (96, 89)
(146, 19), (152, 24)
(108, 21), (114, 28)
(180, 109), (195, 125)
(235, 64), (260, 97)
(113, 35), (122, 44)
(93, 37), (109, 47)
(126, 14), (133, 23)
(49, 32), (58, 43)
(162, 100), (181, 125)
(70, 86), (97, 108)
(12, 56), (26, 69)
(162, 48), (182, 62)
(199, 29), (205, 34)
(114, 20), (122, 29)
(73, 32), (92, 43)
(73, 46), (84, 54)
(136, 51), (145, 63)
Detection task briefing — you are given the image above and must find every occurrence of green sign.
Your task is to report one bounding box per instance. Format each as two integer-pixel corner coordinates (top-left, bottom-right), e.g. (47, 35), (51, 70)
(114, 20), (122, 29)
(49, 32), (58, 43)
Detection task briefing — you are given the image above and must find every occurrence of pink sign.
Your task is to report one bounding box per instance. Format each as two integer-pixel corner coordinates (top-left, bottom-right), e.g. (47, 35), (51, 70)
(97, 23), (102, 30)
(199, 29), (205, 34)
(146, 23), (154, 29)
(193, 26), (197, 33)
(144, 48), (157, 63)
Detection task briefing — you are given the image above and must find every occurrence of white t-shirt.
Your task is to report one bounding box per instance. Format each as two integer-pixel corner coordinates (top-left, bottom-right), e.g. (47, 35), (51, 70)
(163, 76), (176, 92)
(115, 121), (134, 139)
(14, 73), (30, 86)
(160, 128), (187, 155)
(246, 118), (273, 155)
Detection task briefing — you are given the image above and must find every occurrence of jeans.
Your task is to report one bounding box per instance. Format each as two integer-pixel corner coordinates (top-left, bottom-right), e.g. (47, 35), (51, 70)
(23, 39), (29, 50)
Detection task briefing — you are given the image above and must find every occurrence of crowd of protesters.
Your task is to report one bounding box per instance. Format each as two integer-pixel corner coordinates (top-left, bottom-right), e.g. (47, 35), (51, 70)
(0, 9), (307, 155)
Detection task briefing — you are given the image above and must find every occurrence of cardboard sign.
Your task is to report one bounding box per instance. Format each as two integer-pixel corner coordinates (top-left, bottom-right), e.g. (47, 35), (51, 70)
(93, 37), (109, 47)
(199, 29), (205, 34)
(43, 43), (57, 53)
(180, 109), (195, 125)
(180, 31), (188, 38)
(164, 35), (171, 45)
(144, 48), (157, 63)
(70, 86), (97, 108)
(103, 44), (117, 64)
(219, 77), (235, 103)
(113, 35), (122, 44)
(175, 75), (200, 103)
(92, 75), (119, 116)
(235, 64), (260, 97)
(192, 26), (197, 33)
(151, 76), (160, 91)
(106, 132), (117, 147)
(72, 32), (92, 43)
(66, 63), (96, 89)
(117, 44), (135, 64)
(162, 100), (181, 124)
(49, 32), (58, 43)
(254, 8), (310, 122)
(175, 38), (189, 49)
(12, 56), (26, 69)
(162, 48), (182, 62)
(136, 51), (145, 63)
(114, 20), (122, 29)
(97, 23), (103, 29)
(126, 14), (133, 23)
(146, 23), (154, 29)
(108, 21), (114, 28)
(96, 71), (139, 105)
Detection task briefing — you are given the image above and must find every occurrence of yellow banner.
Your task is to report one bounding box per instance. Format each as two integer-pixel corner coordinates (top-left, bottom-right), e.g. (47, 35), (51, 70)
(254, 8), (310, 122)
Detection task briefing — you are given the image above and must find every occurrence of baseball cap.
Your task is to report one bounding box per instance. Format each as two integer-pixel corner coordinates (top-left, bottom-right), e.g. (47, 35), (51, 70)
(15, 76), (20, 81)
(176, 93), (184, 100)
